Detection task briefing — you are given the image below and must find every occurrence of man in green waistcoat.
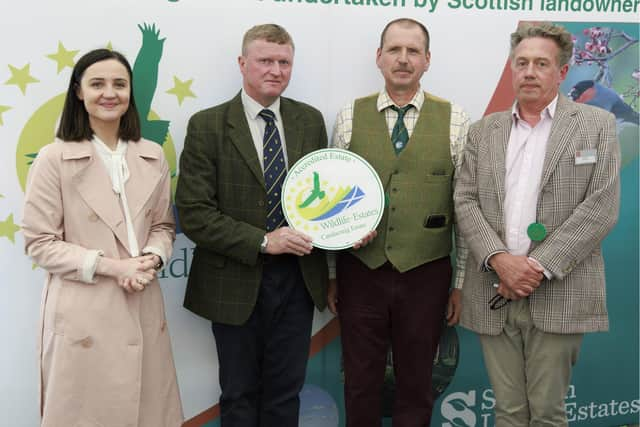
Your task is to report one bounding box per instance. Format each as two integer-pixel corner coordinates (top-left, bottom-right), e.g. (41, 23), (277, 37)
(328, 18), (470, 426)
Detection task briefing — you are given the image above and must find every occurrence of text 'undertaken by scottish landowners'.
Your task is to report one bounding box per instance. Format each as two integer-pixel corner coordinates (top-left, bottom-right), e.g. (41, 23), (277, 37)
(270, 0), (638, 13)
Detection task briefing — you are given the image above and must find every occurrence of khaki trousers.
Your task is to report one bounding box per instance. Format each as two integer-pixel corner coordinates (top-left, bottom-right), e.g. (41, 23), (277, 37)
(479, 299), (583, 427)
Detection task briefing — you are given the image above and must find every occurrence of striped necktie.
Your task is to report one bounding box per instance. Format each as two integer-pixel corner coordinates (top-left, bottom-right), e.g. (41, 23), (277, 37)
(389, 104), (412, 154)
(259, 109), (286, 231)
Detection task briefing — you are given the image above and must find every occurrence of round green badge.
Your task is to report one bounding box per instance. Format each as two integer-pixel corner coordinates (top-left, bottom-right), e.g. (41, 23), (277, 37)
(527, 222), (547, 241)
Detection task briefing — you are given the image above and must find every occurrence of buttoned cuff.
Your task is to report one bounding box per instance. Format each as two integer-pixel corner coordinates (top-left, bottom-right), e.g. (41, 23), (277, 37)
(453, 267), (465, 289)
(81, 249), (104, 284)
(484, 250), (507, 272)
(142, 245), (166, 269)
(528, 257), (553, 280)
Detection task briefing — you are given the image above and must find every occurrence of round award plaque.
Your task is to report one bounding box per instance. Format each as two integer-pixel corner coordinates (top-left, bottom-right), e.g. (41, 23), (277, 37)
(282, 148), (385, 250)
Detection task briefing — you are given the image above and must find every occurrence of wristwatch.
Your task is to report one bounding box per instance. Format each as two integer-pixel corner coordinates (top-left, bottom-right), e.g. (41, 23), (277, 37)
(260, 235), (269, 253)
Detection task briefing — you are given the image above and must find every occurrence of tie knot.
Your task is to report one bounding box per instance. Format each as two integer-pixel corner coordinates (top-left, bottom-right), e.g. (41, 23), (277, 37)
(259, 109), (276, 123)
(389, 104), (412, 118)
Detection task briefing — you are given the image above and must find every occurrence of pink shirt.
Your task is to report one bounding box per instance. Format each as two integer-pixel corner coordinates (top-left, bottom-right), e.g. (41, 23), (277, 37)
(504, 96), (558, 257)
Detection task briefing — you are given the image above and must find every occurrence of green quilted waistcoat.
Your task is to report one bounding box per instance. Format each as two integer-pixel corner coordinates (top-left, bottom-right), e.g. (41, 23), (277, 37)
(348, 93), (454, 272)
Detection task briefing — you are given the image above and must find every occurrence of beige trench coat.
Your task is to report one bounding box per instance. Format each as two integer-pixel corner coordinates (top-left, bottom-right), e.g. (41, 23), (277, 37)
(22, 139), (183, 427)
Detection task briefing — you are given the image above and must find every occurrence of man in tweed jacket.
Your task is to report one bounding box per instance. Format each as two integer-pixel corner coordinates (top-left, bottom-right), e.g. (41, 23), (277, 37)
(454, 23), (620, 427)
(175, 24), (327, 426)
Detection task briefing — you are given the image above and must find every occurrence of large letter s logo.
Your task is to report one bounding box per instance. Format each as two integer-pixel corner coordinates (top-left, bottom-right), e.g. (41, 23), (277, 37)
(441, 391), (477, 427)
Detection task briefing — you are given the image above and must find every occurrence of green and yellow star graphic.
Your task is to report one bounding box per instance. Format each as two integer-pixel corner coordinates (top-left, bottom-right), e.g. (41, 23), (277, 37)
(0, 213), (20, 243)
(46, 41), (79, 74)
(166, 76), (195, 105)
(4, 63), (39, 95)
(0, 105), (10, 126)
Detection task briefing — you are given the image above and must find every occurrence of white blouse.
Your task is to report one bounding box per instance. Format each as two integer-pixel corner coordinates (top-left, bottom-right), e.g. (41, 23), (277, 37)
(92, 136), (140, 257)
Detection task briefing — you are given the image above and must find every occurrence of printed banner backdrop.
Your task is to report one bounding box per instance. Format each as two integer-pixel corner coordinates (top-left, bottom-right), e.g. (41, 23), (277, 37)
(0, 2), (637, 426)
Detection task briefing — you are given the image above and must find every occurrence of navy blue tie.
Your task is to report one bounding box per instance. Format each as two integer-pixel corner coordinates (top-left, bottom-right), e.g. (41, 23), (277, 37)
(259, 109), (286, 231)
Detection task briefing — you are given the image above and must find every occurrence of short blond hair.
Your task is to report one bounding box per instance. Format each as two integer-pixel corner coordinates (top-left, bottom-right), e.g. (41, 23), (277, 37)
(510, 22), (574, 67)
(242, 24), (294, 55)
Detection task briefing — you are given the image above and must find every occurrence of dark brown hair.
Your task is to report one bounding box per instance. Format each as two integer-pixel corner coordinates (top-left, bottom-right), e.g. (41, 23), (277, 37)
(56, 48), (141, 142)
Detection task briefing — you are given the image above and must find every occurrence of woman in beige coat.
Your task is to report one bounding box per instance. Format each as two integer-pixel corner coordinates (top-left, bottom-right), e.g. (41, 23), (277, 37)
(22, 49), (183, 427)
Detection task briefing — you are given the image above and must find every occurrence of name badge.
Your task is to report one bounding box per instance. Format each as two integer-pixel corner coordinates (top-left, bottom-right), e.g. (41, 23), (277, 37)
(575, 148), (597, 165)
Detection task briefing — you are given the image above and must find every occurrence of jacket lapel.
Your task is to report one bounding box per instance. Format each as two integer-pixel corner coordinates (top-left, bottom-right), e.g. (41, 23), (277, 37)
(280, 97), (304, 168)
(66, 141), (131, 253)
(125, 140), (162, 220)
(227, 93), (266, 189)
(488, 112), (512, 216)
(539, 95), (579, 189)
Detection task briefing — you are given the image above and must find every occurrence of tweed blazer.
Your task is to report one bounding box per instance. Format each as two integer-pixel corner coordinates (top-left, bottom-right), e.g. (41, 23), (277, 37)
(454, 95), (620, 335)
(175, 92), (328, 325)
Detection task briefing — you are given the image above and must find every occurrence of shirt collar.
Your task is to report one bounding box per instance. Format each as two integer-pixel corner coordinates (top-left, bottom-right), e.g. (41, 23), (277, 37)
(376, 86), (424, 112)
(241, 89), (281, 121)
(512, 94), (558, 123)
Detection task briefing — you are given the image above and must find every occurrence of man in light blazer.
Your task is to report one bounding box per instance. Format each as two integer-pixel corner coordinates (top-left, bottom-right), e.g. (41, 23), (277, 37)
(175, 24), (328, 426)
(454, 22), (620, 427)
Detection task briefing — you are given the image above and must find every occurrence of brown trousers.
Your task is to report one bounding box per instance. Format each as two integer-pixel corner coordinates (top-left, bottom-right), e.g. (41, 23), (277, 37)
(337, 253), (452, 427)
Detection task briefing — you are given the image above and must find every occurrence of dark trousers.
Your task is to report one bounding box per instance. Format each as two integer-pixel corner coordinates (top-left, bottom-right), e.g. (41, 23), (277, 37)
(212, 255), (314, 427)
(338, 253), (452, 427)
